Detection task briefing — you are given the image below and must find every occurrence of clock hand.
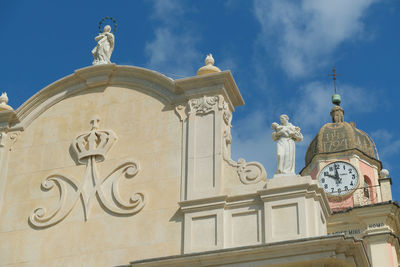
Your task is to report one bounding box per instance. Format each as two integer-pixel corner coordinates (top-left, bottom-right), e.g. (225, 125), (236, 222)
(333, 163), (342, 184)
(325, 174), (337, 179)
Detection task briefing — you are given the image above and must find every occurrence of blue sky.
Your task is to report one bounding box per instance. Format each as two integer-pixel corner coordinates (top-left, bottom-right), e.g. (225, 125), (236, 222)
(2, 1), (400, 199)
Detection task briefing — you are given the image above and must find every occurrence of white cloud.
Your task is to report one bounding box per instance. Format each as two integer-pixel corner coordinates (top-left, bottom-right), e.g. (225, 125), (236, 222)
(372, 129), (394, 141)
(230, 110), (313, 176)
(230, 80), (379, 176)
(231, 111), (277, 176)
(291, 81), (378, 130)
(149, 0), (184, 24)
(382, 139), (400, 157)
(145, 0), (201, 77)
(253, 0), (377, 78)
(145, 28), (200, 76)
(372, 129), (400, 159)
(218, 57), (237, 74)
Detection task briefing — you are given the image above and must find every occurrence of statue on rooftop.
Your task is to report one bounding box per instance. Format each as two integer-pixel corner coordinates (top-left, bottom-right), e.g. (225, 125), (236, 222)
(92, 25), (114, 65)
(272, 114), (303, 175)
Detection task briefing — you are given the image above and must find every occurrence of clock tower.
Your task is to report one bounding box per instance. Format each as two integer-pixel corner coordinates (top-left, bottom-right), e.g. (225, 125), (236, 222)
(300, 102), (385, 211)
(300, 67), (391, 212)
(300, 68), (400, 266)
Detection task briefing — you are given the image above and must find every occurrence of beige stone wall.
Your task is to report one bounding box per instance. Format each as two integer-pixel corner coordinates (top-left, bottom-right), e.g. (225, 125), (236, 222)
(0, 85), (183, 266)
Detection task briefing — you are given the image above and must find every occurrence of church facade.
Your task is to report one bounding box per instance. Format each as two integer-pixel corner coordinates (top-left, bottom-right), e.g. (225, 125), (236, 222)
(0, 37), (398, 266)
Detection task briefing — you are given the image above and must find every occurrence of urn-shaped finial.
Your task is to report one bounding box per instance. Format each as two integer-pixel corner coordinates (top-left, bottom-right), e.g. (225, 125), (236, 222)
(380, 169), (389, 178)
(205, 54), (215, 66)
(0, 92), (13, 111)
(197, 53), (221, 76)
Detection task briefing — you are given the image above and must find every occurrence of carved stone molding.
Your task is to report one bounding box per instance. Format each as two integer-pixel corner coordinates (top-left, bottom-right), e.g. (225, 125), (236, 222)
(0, 131), (19, 149)
(236, 158), (267, 185)
(0, 132), (6, 147)
(217, 98), (266, 185)
(185, 94), (266, 185)
(222, 98), (233, 162)
(29, 117), (145, 228)
(188, 95), (224, 115)
(174, 104), (187, 121)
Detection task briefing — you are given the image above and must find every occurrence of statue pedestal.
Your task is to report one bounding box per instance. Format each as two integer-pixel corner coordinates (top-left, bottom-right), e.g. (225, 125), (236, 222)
(180, 175), (331, 254)
(259, 175), (330, 243)
(272, 173), (297, 178)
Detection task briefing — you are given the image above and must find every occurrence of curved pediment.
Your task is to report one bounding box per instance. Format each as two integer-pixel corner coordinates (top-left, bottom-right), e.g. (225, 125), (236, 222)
(11, 64), (243, 130)
(11, 64), (181, 130)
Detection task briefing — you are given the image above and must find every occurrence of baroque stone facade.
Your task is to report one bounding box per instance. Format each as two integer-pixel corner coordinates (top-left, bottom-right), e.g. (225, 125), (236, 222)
(0, 63), (398, 267)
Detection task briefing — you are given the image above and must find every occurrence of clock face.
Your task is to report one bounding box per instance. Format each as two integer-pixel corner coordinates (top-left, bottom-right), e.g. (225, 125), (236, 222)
(318, 161), (359, 196)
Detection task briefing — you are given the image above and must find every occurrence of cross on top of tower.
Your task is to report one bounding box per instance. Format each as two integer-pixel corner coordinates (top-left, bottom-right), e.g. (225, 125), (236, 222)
(328, 66), (340, 94)
(329, 66), (341, 105)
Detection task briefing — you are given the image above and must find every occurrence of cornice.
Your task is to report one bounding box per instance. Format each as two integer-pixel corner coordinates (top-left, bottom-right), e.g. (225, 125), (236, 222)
(175, 71), (244, 111)
(10, 65), (245, 131)
(128, 235), (370, 267)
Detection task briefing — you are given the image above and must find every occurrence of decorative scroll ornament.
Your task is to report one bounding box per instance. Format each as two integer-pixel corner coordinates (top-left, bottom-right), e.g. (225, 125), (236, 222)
(175, 104), (187, 121)
(0, 132), (6, 147)
(184, 94), (267, 185)
(29, 116), (145, 228)
(236, 158), (267, 185)
(188, 95), (224, 115)
(0, 131), (19, 149)
(218, 96), (267, 185)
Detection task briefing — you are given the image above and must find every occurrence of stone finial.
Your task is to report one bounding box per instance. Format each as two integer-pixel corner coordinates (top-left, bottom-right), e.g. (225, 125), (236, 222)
(196, 53), (221, 76)
(0, 92), (13, 111)
(380, 169), (389, 178)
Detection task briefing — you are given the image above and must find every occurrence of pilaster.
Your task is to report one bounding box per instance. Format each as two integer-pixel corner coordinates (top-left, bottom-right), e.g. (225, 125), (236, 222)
(175, 72), (244, 201)
(364, 232), (399, 267)
(0, 110), (19, 213)
(380, 178), (393, 202)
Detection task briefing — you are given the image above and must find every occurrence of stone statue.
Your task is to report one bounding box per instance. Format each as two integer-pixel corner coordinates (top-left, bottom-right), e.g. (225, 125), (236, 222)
(272, 114), (303, 175)
(330, 105), (344, 123)
(92, 25), (114, 65)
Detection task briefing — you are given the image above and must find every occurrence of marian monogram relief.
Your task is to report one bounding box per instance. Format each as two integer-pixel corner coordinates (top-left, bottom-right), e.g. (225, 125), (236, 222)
(29, 117), (145, 228)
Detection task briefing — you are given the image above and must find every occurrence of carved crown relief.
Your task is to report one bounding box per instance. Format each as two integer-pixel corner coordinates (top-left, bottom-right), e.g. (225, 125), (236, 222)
(29, 116), (145, 228)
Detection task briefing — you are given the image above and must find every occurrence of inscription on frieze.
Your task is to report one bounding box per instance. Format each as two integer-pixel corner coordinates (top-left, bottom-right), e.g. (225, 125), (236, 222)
(322, 125), (349, 152)
(328, 222), (386, 236)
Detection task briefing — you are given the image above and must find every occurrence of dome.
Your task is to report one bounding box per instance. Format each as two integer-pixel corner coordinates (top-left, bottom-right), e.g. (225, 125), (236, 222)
(305, 105), (377, 167)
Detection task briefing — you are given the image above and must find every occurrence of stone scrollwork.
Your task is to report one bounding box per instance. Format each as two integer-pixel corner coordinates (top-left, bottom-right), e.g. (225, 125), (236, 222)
(184, 94), (267, 185)
(0, 131), (19, 149)
(29, 116), (145, 228)
(0, 132), (6, 147)
(188, 95), (224, 115)
(218, 96), (267, 185)
(236, 159), (267, 185)
(174, 104), (187, 121)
